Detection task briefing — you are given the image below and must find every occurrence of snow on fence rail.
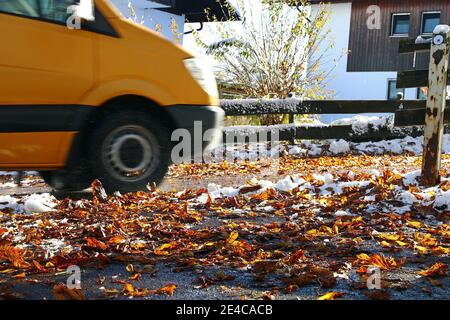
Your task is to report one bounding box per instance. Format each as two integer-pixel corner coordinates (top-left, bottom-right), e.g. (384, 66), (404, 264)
(220, 98), (427, 116)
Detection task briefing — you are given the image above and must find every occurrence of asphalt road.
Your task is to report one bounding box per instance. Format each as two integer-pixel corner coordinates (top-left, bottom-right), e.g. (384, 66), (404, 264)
(1, 162), (450, 300)
(3, 258), (449, 300)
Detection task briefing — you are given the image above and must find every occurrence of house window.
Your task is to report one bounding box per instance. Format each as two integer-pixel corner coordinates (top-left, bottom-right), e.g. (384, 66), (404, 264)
(388, 80), (405, 100)
(391, 13), (410, 36)
(422, 12), (441, 34)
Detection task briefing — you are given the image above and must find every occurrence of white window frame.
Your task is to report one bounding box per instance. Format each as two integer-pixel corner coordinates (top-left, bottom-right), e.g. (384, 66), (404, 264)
(421, 11), (441, 35)
(391, 13), (410, 37)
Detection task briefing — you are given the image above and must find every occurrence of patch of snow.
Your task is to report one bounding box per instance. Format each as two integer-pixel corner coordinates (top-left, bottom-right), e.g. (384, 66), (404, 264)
(0, 195), (20, 211)
(434, 24), (450, 35)
(23, 193), (57, 214)
(397, 191), (417, 205)
(403, 170), (421, 187)
(0, 182), (18, 188)
(0, 193), (57, 214)
(288, 146), (307, 156)
(329, 139), (350, 155)
(334, 210), (353, 216)
(197, 193), (211, 204)
(363, 195), (376, 202)
(330, 115), (393, 135)
(433, 190), (450, 209)
(415, 35), (432, 44)
(274, 176), (299, 192)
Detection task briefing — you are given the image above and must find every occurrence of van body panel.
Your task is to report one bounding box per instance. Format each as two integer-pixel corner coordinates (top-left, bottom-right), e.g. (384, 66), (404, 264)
(80, 78), (176, 106)
(92, 16), (218, 106)
(0, 14), (94, 105)
(0, 132), (76, 168)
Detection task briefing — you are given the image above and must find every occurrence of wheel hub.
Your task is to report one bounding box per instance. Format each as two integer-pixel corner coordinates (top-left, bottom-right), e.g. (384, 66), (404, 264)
(102, 125), (160, 182)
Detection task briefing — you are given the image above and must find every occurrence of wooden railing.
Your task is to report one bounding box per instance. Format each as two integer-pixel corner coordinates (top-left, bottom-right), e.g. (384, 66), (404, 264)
(219, 25), (450, 186)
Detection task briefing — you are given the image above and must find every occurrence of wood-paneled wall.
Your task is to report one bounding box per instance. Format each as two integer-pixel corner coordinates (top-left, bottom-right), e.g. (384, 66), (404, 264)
(347, 0), (450, 72)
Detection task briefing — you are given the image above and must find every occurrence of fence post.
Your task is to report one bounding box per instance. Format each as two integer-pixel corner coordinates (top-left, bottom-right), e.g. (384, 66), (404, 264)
(422, 25), (450, 186)
(289, 114), (295, 145)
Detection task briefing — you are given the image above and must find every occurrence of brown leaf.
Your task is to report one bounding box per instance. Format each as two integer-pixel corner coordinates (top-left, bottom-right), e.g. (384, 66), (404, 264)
(91, 179), (108, 203)
(286, 249), (307, 265)
(239, 184), (262, 194)
(111, 254), (156, 264)
(53, 284), (85, 300)
(290, 273), (316, 287)
(32, 260), (47, 273)
(252, 260), (278, 273)
(284, 284), (298, 294)
(364, 290), (391, 300)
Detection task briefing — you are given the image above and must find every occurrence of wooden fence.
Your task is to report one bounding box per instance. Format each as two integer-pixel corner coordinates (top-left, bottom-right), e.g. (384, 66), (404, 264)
(220, 99), (445, 142)
(219, 25), (450, 186)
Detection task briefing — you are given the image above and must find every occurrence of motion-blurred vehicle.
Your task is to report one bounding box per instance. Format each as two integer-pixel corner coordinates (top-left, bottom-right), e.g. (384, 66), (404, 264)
(0, 0), (223, 193)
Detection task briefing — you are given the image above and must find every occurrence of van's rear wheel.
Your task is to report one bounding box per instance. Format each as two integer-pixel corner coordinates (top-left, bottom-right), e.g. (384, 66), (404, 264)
(40, 168), (91, 192)
(89, 111), (171, 193)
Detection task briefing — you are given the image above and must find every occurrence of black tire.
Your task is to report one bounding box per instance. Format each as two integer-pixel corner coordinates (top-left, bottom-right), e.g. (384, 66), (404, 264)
(40, 169), (91, 192)
(88, 110), (171, 193)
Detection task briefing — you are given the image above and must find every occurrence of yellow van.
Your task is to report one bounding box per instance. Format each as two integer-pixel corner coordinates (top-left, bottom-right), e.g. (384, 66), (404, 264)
(0, 0), (223, 193)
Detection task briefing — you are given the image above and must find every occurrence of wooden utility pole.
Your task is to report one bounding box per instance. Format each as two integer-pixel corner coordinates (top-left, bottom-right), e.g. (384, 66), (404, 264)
(422, 25), (450, 186)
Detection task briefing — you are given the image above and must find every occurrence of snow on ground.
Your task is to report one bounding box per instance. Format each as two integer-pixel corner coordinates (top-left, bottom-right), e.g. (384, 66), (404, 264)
(0, 193), (57, 214)
(3, 166), (449, 216)
(194, 168), (450, 214)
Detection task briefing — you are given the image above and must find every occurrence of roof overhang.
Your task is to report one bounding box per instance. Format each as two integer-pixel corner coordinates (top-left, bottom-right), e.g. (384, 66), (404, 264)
(150, 0), (239, 23)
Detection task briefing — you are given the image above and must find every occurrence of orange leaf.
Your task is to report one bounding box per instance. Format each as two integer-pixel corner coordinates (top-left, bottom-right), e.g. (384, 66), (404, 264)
(108, 235), (126, 244)
(129, 273), (142, 281)
(86, 237), (108, 250)
(317, 292), (345, 300)
(418, 263), (448, 277)
(0, 245), (31, 269)
(0, 228), (7, 237)
(32, 260), (47, 273)
(123, 283), (135, 294)
(156, 284), (177, 296)
(355, 253), (403, 270)
(13, 272), (26, 278)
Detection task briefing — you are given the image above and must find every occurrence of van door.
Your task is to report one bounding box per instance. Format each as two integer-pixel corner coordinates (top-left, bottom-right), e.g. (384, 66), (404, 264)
(0, 0), (94, 167)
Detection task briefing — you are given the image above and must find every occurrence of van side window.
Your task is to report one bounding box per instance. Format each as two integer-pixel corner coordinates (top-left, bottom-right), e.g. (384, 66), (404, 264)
(0, 0), (40, 18)
(40, 0), (77, 24)
(0, 0), (117, 36)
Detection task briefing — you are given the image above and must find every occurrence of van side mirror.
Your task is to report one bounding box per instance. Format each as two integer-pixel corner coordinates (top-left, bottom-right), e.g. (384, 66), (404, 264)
(74, 0), (95, 21)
